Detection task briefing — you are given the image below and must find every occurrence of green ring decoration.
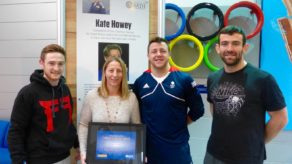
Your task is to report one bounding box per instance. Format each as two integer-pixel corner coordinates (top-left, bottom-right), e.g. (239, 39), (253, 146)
(204, 36), (220, 71)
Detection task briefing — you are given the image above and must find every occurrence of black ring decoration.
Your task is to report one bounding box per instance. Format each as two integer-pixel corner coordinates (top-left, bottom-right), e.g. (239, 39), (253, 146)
(186, 2), (224, 41)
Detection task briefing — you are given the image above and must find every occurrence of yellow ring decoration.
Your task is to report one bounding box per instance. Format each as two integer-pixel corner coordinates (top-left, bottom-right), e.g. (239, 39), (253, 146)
(169, 34), (204, 72)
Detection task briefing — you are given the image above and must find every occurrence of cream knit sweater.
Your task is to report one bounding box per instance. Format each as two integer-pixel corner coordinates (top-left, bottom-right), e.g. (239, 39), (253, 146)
(78, 88), (141, 157)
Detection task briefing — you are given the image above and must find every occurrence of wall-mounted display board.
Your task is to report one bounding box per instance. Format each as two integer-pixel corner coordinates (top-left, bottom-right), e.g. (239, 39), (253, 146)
(76, 0), (149, 120)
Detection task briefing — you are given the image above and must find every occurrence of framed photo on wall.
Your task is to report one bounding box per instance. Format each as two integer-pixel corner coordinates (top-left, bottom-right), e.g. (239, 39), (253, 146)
(86, 122), (146, 164)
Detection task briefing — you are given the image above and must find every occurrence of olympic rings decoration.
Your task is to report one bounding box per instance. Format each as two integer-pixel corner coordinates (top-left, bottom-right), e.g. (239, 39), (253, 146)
(169, 34), (204, 72)
(165, 3), (186, 41)
(224, 1), (264, 39)
(186, 2), (224, 41)
(204, 36), (220, 71)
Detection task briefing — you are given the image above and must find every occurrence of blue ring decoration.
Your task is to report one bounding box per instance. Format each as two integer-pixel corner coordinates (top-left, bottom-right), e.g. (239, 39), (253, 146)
(165, 3), (186, 41)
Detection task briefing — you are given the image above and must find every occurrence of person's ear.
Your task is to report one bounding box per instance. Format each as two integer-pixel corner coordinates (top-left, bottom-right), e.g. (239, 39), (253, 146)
(39, 59), (44, 69)
(215, 43), (220, 54)
(243, 43), (249, 54)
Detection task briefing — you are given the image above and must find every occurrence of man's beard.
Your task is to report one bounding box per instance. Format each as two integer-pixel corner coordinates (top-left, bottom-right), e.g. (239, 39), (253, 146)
(221, 51), (242, 66)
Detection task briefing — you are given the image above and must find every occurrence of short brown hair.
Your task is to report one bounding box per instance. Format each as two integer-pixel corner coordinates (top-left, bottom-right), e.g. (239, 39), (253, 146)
(147, 37), (169, 53)
(218, 25), (247, 45)
(103, 44), (122, 58)
(40, 44), (66, 61)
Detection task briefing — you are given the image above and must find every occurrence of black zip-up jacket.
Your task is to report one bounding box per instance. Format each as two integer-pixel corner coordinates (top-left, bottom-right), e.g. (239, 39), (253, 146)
(8, 69), (79, 164)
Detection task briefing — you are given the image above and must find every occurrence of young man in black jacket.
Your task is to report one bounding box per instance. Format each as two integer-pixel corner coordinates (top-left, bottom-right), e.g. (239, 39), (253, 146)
(8, 44), (79, 164)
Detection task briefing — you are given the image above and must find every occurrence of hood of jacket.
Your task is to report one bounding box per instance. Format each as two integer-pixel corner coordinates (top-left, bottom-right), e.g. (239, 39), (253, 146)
(30, 69), (65, 88)
(30, 69), (68, 119)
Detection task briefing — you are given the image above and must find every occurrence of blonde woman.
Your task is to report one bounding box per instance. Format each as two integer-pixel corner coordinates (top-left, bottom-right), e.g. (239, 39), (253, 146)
(78, 56), (140, 164)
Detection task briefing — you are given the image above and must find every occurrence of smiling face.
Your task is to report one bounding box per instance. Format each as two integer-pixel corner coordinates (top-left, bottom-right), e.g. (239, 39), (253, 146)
(148, 42), (170, 71)
(39, 52), (65, 86)
(216, 33), (249, 67)
(105, 60), (123, 89)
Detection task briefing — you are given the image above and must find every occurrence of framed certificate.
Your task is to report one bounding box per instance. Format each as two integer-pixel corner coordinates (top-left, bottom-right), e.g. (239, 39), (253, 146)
(86, 122), (146, 164)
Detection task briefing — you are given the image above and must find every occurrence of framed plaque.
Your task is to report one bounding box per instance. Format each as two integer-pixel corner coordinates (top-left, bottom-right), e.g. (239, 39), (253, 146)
(86, 122), (146, 164)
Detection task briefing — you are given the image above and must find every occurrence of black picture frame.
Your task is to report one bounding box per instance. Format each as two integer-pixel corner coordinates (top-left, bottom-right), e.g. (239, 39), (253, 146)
(86, 122), (146, 164)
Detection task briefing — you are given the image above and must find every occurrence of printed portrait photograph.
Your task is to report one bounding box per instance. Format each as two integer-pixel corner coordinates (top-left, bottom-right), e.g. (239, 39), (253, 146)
(83, 0), (110, 14)
(98, 42), (129, 81)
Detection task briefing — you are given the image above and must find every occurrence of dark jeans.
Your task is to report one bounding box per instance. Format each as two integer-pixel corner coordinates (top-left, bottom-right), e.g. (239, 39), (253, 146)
(204, 152), (264, 164)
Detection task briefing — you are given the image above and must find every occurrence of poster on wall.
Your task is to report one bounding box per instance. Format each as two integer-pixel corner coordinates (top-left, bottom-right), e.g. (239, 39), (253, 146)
(76, 0), (149, 118)
(278, 0), (292, 62)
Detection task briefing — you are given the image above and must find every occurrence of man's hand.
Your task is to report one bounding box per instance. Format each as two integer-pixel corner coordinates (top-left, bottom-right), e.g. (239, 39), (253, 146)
(75, 148), (81, 161)
(80, 153), (86, 164)
(265, 107), (288, 143)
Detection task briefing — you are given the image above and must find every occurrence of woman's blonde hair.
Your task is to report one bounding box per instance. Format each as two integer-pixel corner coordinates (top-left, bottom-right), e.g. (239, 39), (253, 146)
(98, 56), (129, 99)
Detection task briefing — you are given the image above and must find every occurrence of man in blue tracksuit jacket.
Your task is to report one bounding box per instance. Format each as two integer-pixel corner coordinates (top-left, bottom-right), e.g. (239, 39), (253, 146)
(133, 37), (204, 164)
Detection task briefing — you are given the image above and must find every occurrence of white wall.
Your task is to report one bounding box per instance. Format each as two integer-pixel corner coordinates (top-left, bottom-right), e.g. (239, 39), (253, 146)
(0, 0), (61, 120)
(166, 0), (255, 7)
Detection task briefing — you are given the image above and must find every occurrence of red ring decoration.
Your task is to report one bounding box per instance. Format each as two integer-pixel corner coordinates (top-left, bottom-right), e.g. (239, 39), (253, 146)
(224, 1), (264, 39)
